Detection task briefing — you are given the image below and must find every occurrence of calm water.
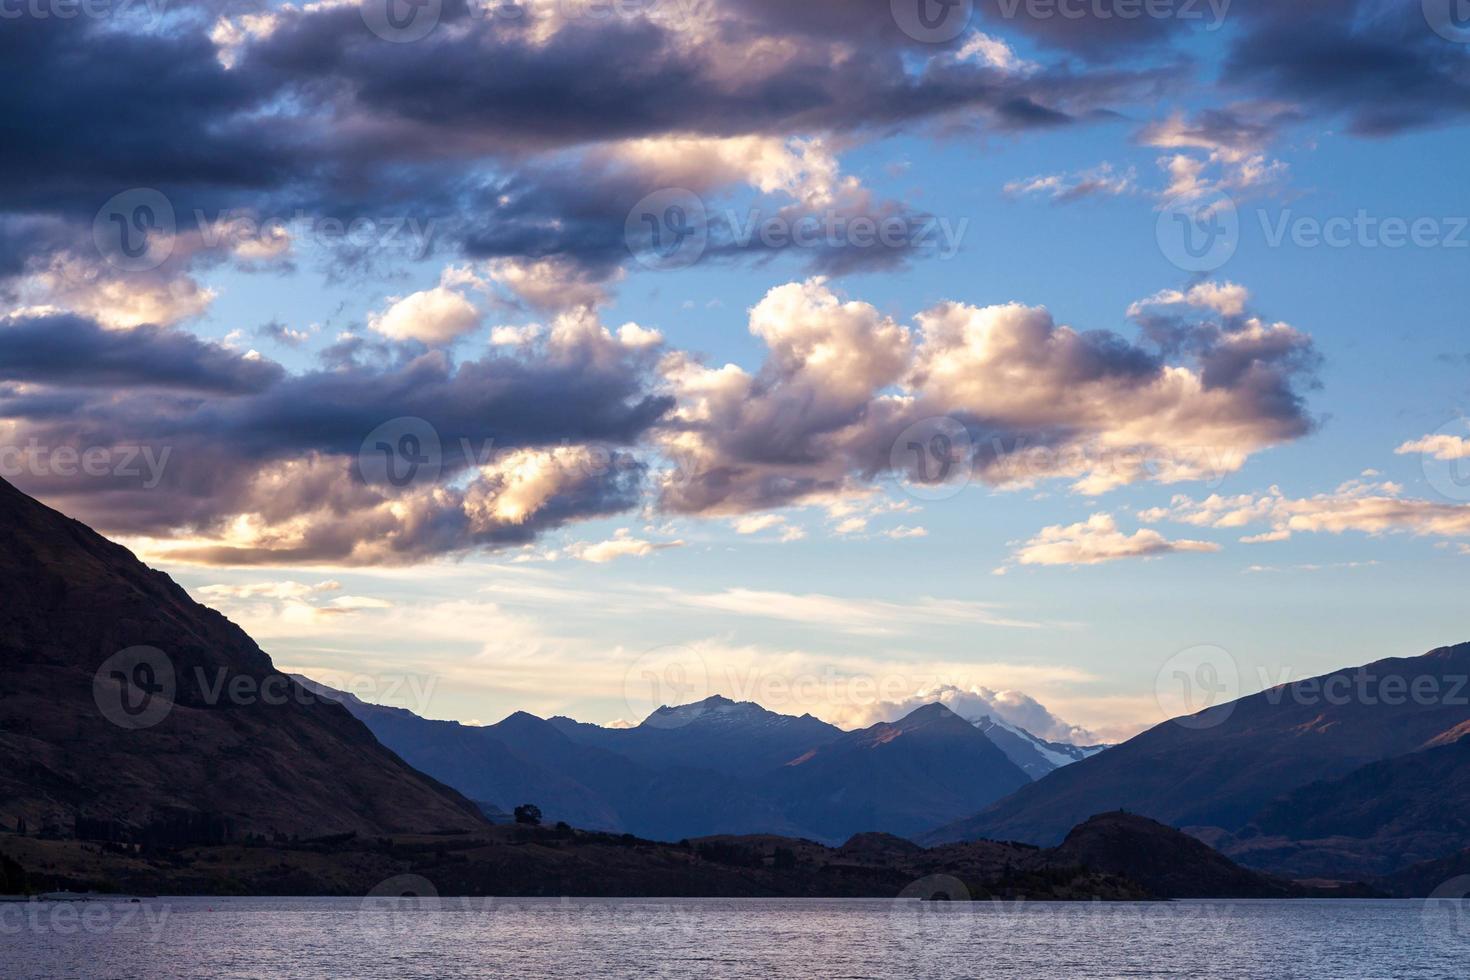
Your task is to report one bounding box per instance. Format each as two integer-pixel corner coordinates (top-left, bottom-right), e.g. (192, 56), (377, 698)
(3, 896), (1466, 979)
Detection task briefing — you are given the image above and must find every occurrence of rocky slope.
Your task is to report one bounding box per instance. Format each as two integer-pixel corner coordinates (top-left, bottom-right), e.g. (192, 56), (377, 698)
(0, 476), (485, 842)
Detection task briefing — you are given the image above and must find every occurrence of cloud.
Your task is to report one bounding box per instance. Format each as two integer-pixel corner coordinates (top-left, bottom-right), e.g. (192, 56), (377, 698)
(1, 304), (670, 563)
(567, 530), (683, 563)
(1397, 431), (1470, 462)
(851, 683), (1101, 745)
(671, 587), (1042, 634)
(658, 277), (1318, 514)
(0, 311), (282, 393)
(1142, 479), (1470, 543)
(1002, 513), (1219, 570)
(1003, 163), (1137, 203)
(368, 273), (483, 345)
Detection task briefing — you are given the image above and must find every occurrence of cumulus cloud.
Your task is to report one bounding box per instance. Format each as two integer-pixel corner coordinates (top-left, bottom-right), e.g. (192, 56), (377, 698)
(657, 277), (1318, 515)
(1001, 513), (1219, 570)
(368, 271), (483, 345)
(848, 683), (1101, 745)
(0, 302), (670, 564)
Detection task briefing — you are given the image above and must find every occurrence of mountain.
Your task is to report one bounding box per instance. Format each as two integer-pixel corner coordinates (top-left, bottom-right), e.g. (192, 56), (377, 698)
(549, 694), (844, 777)
(304, 687), (1030, 844)
(1221, 734), (1470, 877)
(923, 642), (1470, 857)
(0, 476), (485, 843)
(300, 683), (812, 840)
(970, 715), (1110, 779)
(767, 703), (1031, 842)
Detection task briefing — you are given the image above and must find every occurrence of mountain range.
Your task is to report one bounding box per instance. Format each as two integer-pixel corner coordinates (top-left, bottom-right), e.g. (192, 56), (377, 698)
(299, 682), (1041, 843)
(3, 473), (1468, 893)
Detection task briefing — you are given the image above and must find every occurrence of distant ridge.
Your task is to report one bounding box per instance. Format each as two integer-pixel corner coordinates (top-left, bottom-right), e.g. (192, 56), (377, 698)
(306, 684), (1035, 843)
(922, 641), (1470, 879)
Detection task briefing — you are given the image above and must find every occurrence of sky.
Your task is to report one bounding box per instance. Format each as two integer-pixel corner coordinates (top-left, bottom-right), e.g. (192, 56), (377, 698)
(2, 0), (1469, 742)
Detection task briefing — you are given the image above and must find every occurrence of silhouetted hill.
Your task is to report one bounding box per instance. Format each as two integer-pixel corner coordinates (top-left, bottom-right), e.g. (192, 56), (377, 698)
(1050, 812), (1296, 898)
(0, 476), (485, 842)
(0, 810), (1297, 900)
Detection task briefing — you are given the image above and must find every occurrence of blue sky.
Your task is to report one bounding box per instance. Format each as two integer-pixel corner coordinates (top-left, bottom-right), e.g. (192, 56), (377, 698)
(4, 0), (1469, 741)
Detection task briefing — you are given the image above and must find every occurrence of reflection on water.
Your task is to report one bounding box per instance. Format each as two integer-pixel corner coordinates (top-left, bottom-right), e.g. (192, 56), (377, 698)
(2, 896), (1466, 979)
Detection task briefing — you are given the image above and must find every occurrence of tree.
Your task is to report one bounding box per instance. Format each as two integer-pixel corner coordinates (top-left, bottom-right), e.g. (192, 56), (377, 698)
(513, 804), (542, 826)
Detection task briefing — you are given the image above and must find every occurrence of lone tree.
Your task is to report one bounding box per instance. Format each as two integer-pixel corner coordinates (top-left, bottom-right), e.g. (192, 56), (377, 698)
(513, 804), (543, 826)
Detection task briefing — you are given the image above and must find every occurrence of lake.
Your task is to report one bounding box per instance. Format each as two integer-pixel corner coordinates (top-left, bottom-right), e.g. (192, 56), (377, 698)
(2, 896), (1466, 978)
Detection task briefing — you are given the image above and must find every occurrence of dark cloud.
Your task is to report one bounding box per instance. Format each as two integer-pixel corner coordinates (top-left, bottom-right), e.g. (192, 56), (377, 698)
(0, 312), (671, 560)
(1223, 3), (1470, 136)
(0, 313), (282, 393)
